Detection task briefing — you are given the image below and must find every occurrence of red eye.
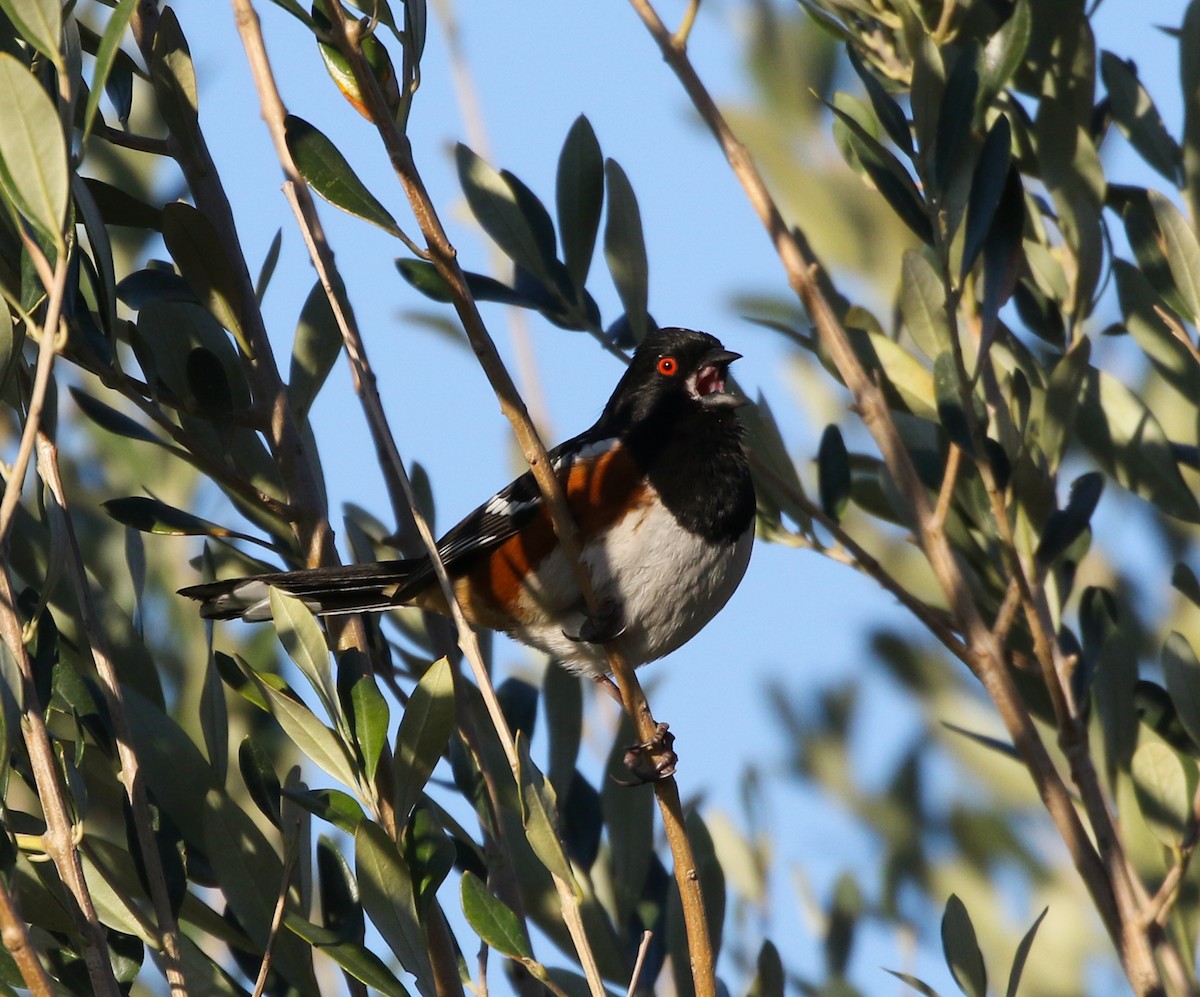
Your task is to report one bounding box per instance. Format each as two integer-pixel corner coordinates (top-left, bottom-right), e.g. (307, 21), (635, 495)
(657, 356), (678, 376)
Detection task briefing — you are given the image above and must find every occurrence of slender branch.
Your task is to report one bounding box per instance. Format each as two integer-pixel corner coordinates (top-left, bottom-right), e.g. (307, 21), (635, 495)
(620, 3), (1170, 992)
(0, 874), (54, 996)
(36, 436), (188, 994)
(251, 843), (297, 997)
(90, 122), (172, 156)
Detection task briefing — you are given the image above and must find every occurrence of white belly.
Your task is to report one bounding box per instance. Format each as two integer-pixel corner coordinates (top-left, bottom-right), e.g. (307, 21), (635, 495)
(509, 493), (753, 676)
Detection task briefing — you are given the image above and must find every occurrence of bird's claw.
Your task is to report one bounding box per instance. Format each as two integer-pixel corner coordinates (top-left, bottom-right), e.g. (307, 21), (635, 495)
(620, 723), (677, 783)
(563, 601), (626, 644)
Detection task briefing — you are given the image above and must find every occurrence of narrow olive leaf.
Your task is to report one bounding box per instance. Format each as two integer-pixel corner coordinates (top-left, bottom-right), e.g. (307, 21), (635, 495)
(395, 258), (533, 307)
(1100, 52), (1182, 186)
(238, 735), (283, 828)
(516, 732), (577, 890)
(933, 352), (973, 453)
(255, 228), (283, 302)
(266, 0), (316, 27)
(289, 280), (344, 421)
(1039, 336), (1090, 474)
(317, 32), (400, 122)
(883, 970), (946, 997)
(83, 177), (163, 230)
(283, 787), (367, 835)
(402, 805), (455, 914)
(355, 820), (438, 997)
(933, 43), (979, 199)
(979, 166), (1025, 353)
(746, 939), (785, 997)
(1005, 907), (1048, 997)
(82, 0), (137, 142)
(269, 587), (337, 723)
(284, 116), (404, 238)
(350, 675), (389, 787)
(1122, 192), (1187, 318)
(845, 329), (937, 420)
(70, 388), (163, 447)
(846, 46), (912, 154)
(962, 116), (1012, 278)
(1112, 259), (1200, 398)
(0, 0), (61, 65)
(1075, 367), (1200, 523)
(742, 390), (812, 532)
(161, 202), (252, 356)
(1184, 0), (1200, 227)
(1131, 741), (1193, 846)
(941, 895), (987, 997)
(317, 836), (363, 940)
(0, 54), (69, 246)
(827, 99), (933, 244)
(102, 496), (260, 545)
(1148, 190), (1200, 324)
(941, 722), (1020, 760)
(1162, 632), (1200, 750)
(978, 0), (1030, 106)
(456, 143), (555, 285)
(394, 656), (454, 821)
(1035, 471), (1103, 569)
(900, 250), (951, 359)
(253, 676), (361, 791)
(283, 912), (410, 997)
(460, 871), (532, 960)
(817, 425), (851, 521)
(604, 158), (651, 343)
(150, 9), (199, 154)
(557, 115), (604, 294)
(1174, 563), (1200, 607)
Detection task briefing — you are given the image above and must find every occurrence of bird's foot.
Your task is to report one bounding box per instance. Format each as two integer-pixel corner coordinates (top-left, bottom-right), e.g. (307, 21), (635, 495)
(563, 600), (626, 644)
(621, 722), (677, 783)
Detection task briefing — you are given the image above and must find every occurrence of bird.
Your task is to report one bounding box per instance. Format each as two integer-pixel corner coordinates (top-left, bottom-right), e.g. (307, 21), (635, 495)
(180, 327), (755, 678)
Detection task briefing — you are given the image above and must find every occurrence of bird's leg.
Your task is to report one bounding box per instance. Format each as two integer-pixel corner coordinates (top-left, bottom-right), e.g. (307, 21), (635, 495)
(622, 722), (677, 783)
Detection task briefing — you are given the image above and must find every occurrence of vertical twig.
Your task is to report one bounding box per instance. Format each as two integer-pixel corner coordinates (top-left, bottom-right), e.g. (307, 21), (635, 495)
(0, 875), (55, 996)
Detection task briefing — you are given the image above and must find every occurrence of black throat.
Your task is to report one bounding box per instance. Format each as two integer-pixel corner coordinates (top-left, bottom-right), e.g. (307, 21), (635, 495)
(622, 403), (755, 544)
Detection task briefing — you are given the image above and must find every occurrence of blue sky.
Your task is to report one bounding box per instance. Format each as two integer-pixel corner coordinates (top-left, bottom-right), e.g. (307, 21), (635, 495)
(154, 0), (1193, 991)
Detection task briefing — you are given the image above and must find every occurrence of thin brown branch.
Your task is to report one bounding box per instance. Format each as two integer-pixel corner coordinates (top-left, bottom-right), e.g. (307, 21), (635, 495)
(36, 436), (188, 994)
(620, 2), (1167, 992)
(626, 930), (654, 997)
(251, 843), (298, 997)
(0, 874), (54, 996)
(90, 122), (172, 156)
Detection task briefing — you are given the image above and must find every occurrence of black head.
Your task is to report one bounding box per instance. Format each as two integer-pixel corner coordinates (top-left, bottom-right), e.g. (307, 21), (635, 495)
(598, 327), (743, 431)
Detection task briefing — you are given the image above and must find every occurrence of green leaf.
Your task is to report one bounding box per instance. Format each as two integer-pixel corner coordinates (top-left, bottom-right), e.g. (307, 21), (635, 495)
(355, 820), (437, 997)
(351, 675), (389, 786)
(256, 227), (283, 302)
(394, 656), (454, 821)
(82, 0), (137, 142)
(238, 734), (282, 827)
(285, 115), (404, 238)
(941, 894), (987, 997)
(457, 143), (555, 286)
(396, 257), (532, 307)
(847, 46), (912, 154)
(557, 115), (604, 295)
(1112, 258), (1200, 399)
(70, 388), (163, 447)
(1075, 366), (1200, 523)
(979, 166), (1025, 349)
(900, 251), (951, 360)
(884, 969), (946, 997)
(269, 587), (337, 726)
(604, 158), (651, 342)
(284, 911), (410, 996)
(1184, 0), (1200, 226)
(1100, 52), (1182, 186)
(817, 424), (851, 521)
(543, 661), (582, 799)
(933, 352), (974, 453)
(0, 54), (68, 246)
(1174, 563), (1200, 608)
(962, 116), (1012, 278)
(1035, 472), (1103, 569)
(82, 177), (163, 230)
(1039, 336), (1090, 474)
(1148, 190), (1200, 324)
(746, 939), (785, 997)
(161, 202), (252, 356)
(283, 787), (367, 835)
(978, 0), (1030, 107)
(402, 804), (455, 913)
(1005, 906), (1048, 997)
(933, 43), (979, 200)
(828, 98), (932, 244)
(289, 279), (344, 420)
(0, 0), (61, 66)
(1131, 741), (1194, 846)
(316, 835), (363, 940)
(516, 732), (577, 889)
(102, 496), (259, 543)
(150, 9), (199, 155)
(460, 871), (532, 960)
(1162, 632), (1200, 751)
(844, 328), (937, 421)
(742, 390), (812, 532)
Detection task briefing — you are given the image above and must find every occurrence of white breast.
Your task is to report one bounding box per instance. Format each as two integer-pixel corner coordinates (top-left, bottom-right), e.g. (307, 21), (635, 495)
(509, 487), (753, 676)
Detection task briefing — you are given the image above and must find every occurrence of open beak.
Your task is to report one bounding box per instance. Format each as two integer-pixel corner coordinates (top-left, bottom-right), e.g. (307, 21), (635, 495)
(692, 348), (745, 408)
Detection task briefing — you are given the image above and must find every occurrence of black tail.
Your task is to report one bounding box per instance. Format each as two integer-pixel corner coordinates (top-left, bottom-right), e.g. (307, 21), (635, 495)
(179, 559), (419, 621)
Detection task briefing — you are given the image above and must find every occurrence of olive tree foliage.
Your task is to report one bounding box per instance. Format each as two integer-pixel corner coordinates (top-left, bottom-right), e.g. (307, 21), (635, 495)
(2, 0), (1200, 994)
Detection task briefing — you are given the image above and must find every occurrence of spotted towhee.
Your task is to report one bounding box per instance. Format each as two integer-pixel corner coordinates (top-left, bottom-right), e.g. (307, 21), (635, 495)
(180, 327), (755, 677)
